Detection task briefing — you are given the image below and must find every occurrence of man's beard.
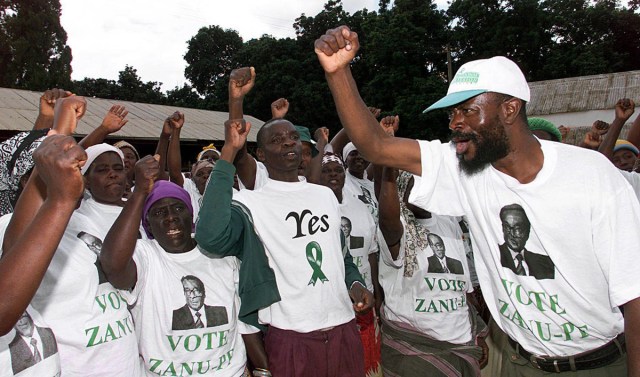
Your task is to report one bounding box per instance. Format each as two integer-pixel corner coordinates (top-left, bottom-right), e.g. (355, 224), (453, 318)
(453, 122), (510, 176)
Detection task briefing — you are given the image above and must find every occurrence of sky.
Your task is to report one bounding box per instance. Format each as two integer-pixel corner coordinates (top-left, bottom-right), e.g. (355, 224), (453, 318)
(59, 0), (448, 91)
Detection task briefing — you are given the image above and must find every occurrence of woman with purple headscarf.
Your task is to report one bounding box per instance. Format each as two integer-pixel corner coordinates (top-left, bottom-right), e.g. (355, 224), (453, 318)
(99, 155), (264, 377)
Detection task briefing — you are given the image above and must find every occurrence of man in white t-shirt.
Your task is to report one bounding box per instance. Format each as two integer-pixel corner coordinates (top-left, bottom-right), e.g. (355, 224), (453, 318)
(196, 117), (374, 377)
(315, 26), (640, 375)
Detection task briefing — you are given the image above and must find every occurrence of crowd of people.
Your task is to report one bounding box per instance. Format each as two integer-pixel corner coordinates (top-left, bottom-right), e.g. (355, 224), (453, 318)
(0, 25), (638, 377)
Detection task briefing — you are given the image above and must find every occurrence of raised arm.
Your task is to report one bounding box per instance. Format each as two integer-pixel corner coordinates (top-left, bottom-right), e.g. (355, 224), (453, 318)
(0, 135), (86, 335)
(378, 166), (403, 260)
(100, 155), (160, 290)
(271, 98), (289, 119)
(153, 115), (173, 182)
(306, 127), (329, 184)
(166, 111), (185, 187)
(598, 98), (635, 160)
(4, 96), (86, 254)
(228, 67), (258, 189)
(33, 88), (73, 130)
(195, 119), (251, 255)
(329, 107), (381, 154)
(315, 26), (421, 175)
(79, 105), (129, 148)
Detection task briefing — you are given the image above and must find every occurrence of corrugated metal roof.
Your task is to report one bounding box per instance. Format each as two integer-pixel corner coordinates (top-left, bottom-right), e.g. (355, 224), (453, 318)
(0, 87), (263, 142)
(529, 71), (640, 116)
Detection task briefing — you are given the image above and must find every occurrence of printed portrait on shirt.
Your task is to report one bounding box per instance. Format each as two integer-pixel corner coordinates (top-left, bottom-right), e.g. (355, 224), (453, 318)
(9, 311), (58, 375)
(426, 233), (464, 275)
(498, 204), (555, 280)
(76, 231), (108, 284)
(171, 275), (228, 330)
(340, 216), (364, 250)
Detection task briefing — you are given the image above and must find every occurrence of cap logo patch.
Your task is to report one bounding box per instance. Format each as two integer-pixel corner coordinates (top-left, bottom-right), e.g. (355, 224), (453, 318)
(452, 71), (479, 85)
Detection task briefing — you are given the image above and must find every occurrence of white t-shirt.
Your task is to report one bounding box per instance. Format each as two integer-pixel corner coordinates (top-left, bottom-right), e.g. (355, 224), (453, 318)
(182, 175), (203, 221)
(0, 306), (61, 377)
(238, 161), (303, 191)
(0, 212), (11, 248)
(379, 214), (473, 344)
(338, 194), (378, 292)
(409, 139), (640, 356)
(619, 170), (640, 203)
(234, 178), (355, 332)
(76, 196), (147, 240)
(29, 209), (141, 376)
(0, 216), (61, 377)
(343, 171), (378, 221)
(121, 241), (253, 376)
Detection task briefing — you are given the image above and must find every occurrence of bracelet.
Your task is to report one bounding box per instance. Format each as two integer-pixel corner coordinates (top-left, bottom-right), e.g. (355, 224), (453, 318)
(252, 368), (272, 377)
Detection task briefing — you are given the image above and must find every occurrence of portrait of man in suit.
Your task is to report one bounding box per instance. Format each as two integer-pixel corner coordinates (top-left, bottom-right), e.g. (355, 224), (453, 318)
(357, 187), (374, 206)
(498, 204), (555, 280)
(77, 231), (108, 284)
(340, 216), (364, 249)
(171, 275), (229, 330)
(426, 233), (464, 275)
(9, 311), (58, 375)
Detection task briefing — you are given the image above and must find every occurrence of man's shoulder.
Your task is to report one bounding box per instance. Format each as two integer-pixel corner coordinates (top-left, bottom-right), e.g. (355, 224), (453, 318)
(173, 304), (189, 314)
(9, 332), (22, 346)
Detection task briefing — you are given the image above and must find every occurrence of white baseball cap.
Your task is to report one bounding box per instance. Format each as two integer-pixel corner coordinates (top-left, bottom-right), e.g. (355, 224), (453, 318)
(423, 56), (530, 113)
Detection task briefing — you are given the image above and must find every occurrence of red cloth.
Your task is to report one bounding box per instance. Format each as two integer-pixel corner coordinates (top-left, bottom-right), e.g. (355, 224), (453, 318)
(356, 311), (381, 377)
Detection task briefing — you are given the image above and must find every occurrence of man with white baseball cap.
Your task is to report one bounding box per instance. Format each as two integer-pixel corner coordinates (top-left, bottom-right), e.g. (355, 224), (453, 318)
(315, 25), (640, 376)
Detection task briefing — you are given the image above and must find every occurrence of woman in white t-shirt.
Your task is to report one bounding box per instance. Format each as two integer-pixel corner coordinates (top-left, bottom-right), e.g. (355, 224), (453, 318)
(99, 156), (262, 377)
(319, 152), (381, 377)
(19, 143), (142, 376)
(0, 134), (88, 377)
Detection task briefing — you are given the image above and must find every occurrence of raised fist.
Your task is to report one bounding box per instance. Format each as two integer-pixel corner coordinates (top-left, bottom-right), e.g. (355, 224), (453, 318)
(34, 134), (87, 202)
(271, 98), (289, 119)
(229, 67), (256, 99)
(314, 26), (359, 74)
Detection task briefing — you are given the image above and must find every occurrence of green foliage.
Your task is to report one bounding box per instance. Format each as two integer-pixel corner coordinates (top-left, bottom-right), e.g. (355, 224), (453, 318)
(0, 0), (72, 90)
(72, 65), (165, 105)
(5, 0), (640, 143)
(184, 26), (243, 97)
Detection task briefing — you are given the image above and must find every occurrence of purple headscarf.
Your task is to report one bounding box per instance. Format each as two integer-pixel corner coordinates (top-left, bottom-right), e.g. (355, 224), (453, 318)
(142, 180), (194, 239)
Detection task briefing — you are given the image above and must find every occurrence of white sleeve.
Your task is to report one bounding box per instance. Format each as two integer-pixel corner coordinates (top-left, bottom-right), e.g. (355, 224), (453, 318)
(378, 227), (405, 269)
(239, 161), (269, 190)
(594, 181), (640, 307)
(409, 140), (466, 217)
(618, 170), (640, 204)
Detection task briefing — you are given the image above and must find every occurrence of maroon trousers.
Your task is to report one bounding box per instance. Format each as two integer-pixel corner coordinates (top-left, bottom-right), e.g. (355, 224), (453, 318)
(265, 319), (365, 377)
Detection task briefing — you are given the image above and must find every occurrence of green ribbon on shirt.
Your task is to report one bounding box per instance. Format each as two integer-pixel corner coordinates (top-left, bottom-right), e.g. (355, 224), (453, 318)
(306, 241), (329, 286)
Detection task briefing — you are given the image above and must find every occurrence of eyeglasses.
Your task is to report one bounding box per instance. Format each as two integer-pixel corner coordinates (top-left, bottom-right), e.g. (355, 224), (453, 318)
(184, 288), (203, 297)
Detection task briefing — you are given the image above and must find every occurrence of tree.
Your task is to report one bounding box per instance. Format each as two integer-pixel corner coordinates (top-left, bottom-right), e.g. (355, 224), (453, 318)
(72, 65), (165, 105)
(358, 0), (451, 140)
(166, 84), (204, 109)
(184, 26), (243, 97)
(0, 0), (72, 90)
(116, 65), (164, 104)
(447, 0), (553, 81)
